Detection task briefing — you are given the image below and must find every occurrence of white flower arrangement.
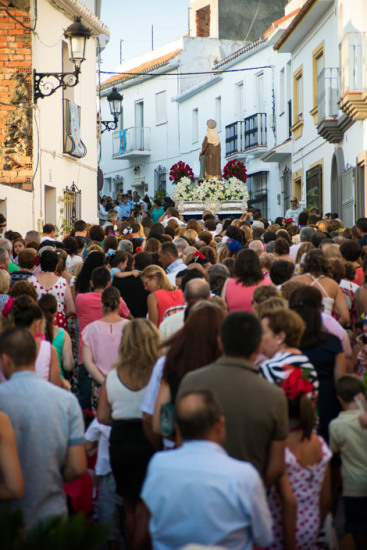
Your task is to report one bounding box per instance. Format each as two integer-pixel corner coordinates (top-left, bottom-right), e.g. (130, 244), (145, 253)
(172, 176), (249, 203)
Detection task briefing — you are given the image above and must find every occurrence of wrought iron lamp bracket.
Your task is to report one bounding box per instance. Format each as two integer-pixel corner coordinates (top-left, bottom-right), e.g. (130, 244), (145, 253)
(33, 68), (80, 102)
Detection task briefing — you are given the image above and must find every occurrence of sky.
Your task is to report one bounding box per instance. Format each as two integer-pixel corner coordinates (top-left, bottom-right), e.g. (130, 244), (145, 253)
(100, 1), (189, 74)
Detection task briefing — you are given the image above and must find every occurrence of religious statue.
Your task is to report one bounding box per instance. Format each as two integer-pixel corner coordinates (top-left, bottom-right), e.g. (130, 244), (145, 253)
(199, 119), (221, 179)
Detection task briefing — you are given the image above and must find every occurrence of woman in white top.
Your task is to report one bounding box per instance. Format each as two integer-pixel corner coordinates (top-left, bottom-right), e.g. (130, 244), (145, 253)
(82, 287), (129, 412)
(98, 318), (161, 549)
(293, 249), (349, 325)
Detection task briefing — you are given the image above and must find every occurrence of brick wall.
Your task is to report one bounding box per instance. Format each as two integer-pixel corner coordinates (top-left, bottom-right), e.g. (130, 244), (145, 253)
(0, 0), (33, 191)
(196, 5), (211, 38)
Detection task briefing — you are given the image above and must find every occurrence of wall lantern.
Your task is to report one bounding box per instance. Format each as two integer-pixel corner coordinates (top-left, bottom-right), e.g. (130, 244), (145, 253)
(33, 17), (91, 102)
(101, 88), (123, 133)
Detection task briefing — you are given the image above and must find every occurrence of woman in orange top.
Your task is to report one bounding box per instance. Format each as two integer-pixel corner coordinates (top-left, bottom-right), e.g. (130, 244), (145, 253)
(141, 265), (183, 327)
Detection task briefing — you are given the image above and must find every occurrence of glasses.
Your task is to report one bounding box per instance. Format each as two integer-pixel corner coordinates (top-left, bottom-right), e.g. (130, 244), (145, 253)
(290, 200), (297, 203)
(0, 224), (6, 228)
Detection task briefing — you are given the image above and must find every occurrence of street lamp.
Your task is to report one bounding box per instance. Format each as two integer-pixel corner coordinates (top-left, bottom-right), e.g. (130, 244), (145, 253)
(33, 17), (91, 102)
(101, 88), (123, 133)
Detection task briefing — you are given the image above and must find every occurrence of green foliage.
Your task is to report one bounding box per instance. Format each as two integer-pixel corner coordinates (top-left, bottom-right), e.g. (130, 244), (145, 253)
(152, 189), (166, 201)
(0, 507), (109, 550)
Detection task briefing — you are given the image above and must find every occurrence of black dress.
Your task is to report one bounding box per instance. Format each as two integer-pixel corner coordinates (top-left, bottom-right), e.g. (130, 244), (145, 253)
(301, 332), (343, 442)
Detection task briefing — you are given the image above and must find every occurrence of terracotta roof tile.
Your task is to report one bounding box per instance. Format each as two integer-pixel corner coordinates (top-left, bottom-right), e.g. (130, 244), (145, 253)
(263, 8), (301, 38)
(100, 49), (182, 88)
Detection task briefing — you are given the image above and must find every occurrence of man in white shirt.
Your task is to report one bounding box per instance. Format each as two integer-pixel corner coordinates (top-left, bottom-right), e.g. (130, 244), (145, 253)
(285, 197), (303, 226)
(99, 197), (108, 223)
(140, 390), (273, 550)
(161, 207), (186, 228)
(158, 242), (186, 285)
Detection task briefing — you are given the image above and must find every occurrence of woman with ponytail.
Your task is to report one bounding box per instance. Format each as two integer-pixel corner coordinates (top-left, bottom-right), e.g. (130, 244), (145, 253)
(81, 286), (129, 411)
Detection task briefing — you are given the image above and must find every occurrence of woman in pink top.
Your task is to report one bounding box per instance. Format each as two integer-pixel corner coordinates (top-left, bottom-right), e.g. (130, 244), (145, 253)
(141, 265), (183, 326)
(222, 248), (273, 313)
(82, 287), (129, 412)
(0, 295), (65, 389)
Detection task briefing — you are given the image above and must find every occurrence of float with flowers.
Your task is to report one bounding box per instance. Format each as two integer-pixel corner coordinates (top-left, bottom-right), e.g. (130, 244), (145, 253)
(170, 159), (249, 216)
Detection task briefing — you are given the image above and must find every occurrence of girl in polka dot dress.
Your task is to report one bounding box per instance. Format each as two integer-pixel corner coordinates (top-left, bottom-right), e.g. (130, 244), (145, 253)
(27, 250), (75, 329)
(267, 368), (332, 549)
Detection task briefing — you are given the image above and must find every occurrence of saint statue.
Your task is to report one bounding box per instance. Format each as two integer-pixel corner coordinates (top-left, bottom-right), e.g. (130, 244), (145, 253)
(199, 119), (221, 179)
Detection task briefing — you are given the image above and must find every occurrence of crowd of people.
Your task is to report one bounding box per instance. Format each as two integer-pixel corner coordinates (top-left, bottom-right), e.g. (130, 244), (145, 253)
(0, 195), (367, 550)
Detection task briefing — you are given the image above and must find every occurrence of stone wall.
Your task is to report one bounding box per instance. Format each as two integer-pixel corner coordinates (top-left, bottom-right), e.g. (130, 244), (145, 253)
(0, 0), (33, 191)
(218, 0), (286, 42)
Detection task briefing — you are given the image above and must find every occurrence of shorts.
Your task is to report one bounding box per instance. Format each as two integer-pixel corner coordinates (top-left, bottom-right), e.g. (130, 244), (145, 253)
(344, 496), (367, 533)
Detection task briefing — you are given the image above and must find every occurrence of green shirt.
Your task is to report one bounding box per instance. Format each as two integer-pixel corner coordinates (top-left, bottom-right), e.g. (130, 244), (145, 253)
(7, 261), (19, 273)
(329, 410), (367, 496)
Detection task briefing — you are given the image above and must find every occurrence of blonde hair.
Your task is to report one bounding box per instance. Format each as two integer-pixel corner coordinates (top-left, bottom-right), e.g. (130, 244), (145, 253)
(114, 319), (161, 386)
(323, 244), (341, 260)
(0, 270), (10, 294)
(255, 297), (288, 319)
(141, 265), (175, 291)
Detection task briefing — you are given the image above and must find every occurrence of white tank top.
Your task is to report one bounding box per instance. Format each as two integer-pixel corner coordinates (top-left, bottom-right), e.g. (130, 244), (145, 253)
(106, 368), (147, 420)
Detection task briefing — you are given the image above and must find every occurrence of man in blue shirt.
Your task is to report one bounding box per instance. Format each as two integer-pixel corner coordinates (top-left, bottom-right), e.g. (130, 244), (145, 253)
(141, 390), (273, 550)
(117, 194), (135, 221)
(0, 327), (86, 530)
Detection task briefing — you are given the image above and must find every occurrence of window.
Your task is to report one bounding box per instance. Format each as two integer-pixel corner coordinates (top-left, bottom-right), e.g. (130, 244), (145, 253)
(192, 108), (198, 143)
(247, 172), (268, 219)
(311, 42), (324, 123)
(62, 183), (81, 226)
(235, 82), (243, 118)
(215, 96), (221, 132)
(292, 65), (304, 139)
(279, 68), (285, 114)
(255, 72), (264, 112)
(63, 99), (87, 158)
(292, 169), (302, 203)
(154, 165), (166, 195)
(306, 163), (323, 213)
(155, 91), (167, 125)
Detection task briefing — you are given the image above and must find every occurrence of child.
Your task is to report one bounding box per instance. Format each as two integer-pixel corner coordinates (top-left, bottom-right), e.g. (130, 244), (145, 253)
(329, 375), (367, 550)
(85, 418), (124, 550)
(268, 367), (332, 549)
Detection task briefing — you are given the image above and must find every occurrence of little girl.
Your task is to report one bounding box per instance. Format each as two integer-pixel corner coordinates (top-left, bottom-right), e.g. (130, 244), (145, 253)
(107, 250), (140, 281)
(268, 367), (332, 549)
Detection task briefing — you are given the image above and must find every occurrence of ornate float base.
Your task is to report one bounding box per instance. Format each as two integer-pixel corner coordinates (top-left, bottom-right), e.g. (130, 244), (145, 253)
(177, 199), (248, 217)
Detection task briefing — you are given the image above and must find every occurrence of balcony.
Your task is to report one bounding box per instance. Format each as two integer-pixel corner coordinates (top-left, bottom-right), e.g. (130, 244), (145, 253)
(225, 113), (267, 158)
(244, 113), (267, 152)
(225, 121), (244, 156)
(112, 127), (151, 159)
(317, 68), (353, 143)
(339, 32), (367, 120)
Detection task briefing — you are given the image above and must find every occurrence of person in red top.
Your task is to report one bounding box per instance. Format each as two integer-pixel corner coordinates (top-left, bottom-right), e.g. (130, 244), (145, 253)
(339, 240), (364, 286)
(141, 265), (183, 327)
(75, 266), (131, 410)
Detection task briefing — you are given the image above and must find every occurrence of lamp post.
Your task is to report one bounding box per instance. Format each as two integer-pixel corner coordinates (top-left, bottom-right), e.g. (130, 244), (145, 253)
(33, 17), (91, 102)
(100, 88), (123, 133)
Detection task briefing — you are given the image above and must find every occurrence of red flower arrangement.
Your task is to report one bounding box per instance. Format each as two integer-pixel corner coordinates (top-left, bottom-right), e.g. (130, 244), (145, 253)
(169, 161), (194, 184)
(282, 366), (314, 401)
(222, 159), (247, 183)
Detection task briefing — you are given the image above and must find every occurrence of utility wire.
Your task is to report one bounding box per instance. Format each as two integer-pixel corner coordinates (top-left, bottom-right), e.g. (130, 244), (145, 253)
(100, 65), (273, 79)
(0, 0), (38, 32)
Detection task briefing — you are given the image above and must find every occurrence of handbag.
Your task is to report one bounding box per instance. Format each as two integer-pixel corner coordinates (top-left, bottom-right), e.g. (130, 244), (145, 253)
(159, 402), (175, 437)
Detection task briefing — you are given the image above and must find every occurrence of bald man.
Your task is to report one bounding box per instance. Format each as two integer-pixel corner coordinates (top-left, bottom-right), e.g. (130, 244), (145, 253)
(248, 240), (264, 256)
(141, 390), (273, 550)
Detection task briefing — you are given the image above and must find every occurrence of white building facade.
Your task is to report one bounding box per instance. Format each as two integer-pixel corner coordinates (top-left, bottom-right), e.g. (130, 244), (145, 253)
(274, 0), (367, 223)
(99, 4), (299, 220)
